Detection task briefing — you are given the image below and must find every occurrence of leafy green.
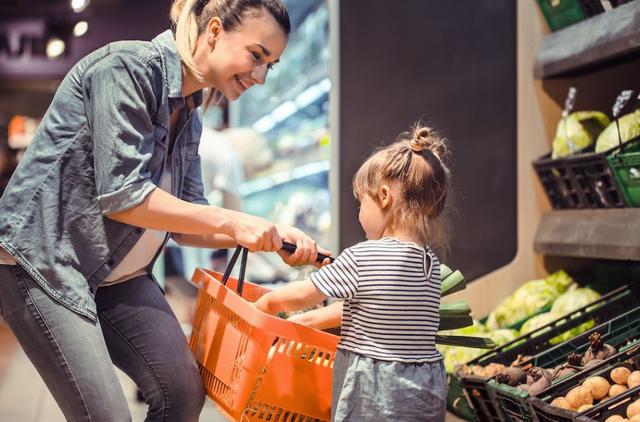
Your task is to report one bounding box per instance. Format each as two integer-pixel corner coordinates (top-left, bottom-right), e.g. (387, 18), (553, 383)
(595, 109), (640, 153)
(552, 111), (610, 158)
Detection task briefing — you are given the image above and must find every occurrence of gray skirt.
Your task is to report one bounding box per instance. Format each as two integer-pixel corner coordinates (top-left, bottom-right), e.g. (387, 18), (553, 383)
(332, 348), (447, 421)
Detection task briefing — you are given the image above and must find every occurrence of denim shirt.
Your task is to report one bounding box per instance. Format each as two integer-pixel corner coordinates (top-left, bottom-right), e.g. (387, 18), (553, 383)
(0, 30), (208, 320)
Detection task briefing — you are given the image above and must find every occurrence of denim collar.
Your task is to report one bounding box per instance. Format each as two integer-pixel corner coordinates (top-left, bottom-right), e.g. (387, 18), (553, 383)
(152, 30), (203, 111)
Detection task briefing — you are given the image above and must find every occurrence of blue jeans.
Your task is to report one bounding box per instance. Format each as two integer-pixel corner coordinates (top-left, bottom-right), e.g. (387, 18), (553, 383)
(0, 264), (205, 422)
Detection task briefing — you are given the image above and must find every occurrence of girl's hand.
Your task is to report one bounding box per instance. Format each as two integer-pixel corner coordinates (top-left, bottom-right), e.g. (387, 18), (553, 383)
(275, 224), (332, 267)
(227, 212), (282, 253)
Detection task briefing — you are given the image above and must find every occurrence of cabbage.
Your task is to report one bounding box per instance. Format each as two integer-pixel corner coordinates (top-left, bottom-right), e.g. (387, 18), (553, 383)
(437, 319), (489, 372)
(595, 109), (640, 153)
(485, 270), (575, 330)
(551, 287), (601, 316)
(490, 328), (520, 346)
(439, 345), (486, 373)
(550, 320), (595, 345)
(552, 111), (610, 158)
(520, 312), (558, 336)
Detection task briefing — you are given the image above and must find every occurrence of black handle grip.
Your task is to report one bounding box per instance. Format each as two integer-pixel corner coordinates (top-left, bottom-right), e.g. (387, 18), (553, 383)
(281, 241), (334, 264)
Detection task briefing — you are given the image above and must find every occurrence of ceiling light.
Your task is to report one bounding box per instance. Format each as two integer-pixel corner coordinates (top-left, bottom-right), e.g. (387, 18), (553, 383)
(46, 38), (66, 58)
(73, 21), (88, 37)
(71, 0), (89, 13)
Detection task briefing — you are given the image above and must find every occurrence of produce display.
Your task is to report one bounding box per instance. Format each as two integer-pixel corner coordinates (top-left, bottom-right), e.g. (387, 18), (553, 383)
(485, 270), (575, 330)
(438, 272), (606, 374)
(551, 111), (610, 158)
(595, 109), (640, 153)
(544, 346), (640, 420)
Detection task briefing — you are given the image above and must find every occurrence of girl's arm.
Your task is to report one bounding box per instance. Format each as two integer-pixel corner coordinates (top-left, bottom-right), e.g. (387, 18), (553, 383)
(254, 280), (328, 315)
(288, 301), (343, 330)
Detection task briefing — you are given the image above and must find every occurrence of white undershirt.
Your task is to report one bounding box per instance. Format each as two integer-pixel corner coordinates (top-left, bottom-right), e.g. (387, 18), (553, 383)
(101, 164), (172, 286)
(0, 166), (171, 272)
(0, 247), (15, 265)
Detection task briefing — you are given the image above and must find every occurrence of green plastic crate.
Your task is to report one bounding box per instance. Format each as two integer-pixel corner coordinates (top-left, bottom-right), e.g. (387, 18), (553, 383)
(447, 374), (478, 421)
(490, 305), (640, 421)
(608, 137), (640, 207)
(536, 0), (587, 31)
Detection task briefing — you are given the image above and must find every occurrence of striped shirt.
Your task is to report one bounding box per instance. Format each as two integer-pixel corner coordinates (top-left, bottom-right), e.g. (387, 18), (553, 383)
(310, 237), (442, 363)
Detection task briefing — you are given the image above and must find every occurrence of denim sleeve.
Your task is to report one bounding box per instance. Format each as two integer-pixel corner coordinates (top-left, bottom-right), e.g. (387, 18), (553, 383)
(83, 52), (160, 215)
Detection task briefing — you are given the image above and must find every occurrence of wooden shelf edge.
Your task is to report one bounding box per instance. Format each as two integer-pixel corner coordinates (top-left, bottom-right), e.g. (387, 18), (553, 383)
(534, 2), (640, 79)
(534, 208), (640, 261)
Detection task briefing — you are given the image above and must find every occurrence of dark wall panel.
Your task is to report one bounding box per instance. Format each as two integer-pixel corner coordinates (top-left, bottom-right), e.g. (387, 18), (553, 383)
(338, 1), (517, 281)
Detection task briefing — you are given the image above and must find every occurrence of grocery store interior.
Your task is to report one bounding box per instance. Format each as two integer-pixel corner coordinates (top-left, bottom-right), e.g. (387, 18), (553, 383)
(1, 0), (640, 421)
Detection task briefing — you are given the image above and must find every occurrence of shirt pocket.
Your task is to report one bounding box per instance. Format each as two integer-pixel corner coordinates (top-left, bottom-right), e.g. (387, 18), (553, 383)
(184, 140), (199, 161)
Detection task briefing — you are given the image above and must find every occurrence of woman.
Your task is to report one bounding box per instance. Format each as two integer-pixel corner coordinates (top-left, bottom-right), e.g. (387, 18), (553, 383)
(0, 0), (327, 420)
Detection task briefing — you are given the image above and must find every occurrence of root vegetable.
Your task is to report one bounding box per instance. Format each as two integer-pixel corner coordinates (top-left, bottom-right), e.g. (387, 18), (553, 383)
(578, 404), (594, 412)
(585, 359), (605, 369)
(627, 399), (640, 419)
(528, 376), (551, 396)
(496, 367), (527, 387)
(583, 376), (611, 400)
(611, 367), (632, 385)
(566, 386), (593, 409)
(628, 371), (640, 388)
(610, 384), (628, 397)
(554, 367), (578, 380)
(631, 416), (640, 422)
(583, 332), (617, 364)
(551, 397), (572, 410)
(606, 416), (625, 422)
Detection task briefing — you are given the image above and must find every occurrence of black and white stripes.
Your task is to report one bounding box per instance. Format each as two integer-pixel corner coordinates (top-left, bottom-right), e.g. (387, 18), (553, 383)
(310, 237), (442, 363)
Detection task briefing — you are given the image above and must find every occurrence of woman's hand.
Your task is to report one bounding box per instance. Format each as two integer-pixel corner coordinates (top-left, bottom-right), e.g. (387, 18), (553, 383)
(226, 211), (282, 253)
(275, 224), (332, 267)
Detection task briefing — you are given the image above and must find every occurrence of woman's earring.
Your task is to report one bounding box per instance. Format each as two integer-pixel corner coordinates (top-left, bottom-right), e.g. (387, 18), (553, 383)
(209, 42), (215, 53)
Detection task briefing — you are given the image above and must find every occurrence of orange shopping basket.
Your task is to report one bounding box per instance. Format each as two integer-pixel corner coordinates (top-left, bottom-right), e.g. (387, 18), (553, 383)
(189, 246), (339, 421)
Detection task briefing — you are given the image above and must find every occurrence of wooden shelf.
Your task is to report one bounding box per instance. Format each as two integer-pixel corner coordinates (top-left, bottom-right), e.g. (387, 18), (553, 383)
(534, 1), (640, 79)
(534, 208), (640, 260)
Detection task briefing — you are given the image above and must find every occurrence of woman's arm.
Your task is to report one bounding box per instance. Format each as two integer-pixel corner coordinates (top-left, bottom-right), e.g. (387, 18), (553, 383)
(254, 280), (328, 315)
(287, 301), (343, 330)
(171, 233), (237, 249)
(107, 188), (281, 252)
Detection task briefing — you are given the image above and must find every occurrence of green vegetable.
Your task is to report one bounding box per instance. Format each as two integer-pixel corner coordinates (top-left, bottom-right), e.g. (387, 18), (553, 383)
(552, 111), (610, 158)
(519, 312), (558, 336)
(485, 270), (575, 330)
(490, 328), (520, 346)
(595, 109), (640, 153)
(550, 287), (601, 315)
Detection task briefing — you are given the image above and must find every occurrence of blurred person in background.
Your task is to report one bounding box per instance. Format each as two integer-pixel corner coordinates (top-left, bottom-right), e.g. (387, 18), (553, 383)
(0, 1), (330, 421)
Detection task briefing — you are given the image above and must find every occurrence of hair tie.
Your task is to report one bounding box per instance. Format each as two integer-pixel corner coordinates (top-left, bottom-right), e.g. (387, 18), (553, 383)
(409, 139), (424, 153)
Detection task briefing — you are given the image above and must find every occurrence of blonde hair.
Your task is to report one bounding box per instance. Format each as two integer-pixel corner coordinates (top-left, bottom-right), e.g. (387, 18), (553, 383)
(170, 0), (291, 82)
(353, 124), (451, 252)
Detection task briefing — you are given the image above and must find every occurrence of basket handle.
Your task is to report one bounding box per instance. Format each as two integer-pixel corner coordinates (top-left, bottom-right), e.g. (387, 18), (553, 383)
(220, 242), (335, 296)
(220, 246), (248, 296)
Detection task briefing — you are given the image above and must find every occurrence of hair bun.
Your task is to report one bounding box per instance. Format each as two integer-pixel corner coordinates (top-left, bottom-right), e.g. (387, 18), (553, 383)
(409, 127), (431, 153)
(409, 125), (447, 160)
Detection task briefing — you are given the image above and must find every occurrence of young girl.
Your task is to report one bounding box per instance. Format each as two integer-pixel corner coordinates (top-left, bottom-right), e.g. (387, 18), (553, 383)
(254, 124), (450, 421)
